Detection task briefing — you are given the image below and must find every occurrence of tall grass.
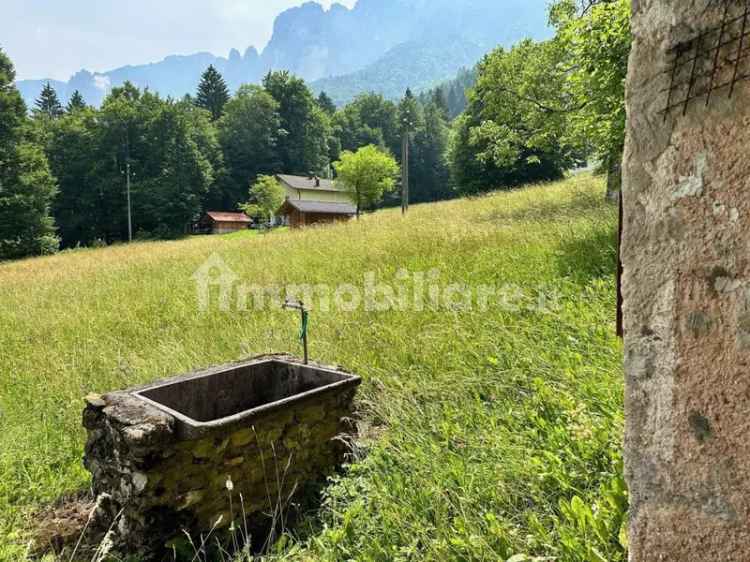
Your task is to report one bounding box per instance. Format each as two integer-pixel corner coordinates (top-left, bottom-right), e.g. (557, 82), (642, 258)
(0, 175), (623, 561)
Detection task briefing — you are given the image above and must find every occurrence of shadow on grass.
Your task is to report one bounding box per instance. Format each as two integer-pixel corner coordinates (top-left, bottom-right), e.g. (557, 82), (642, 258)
(483, 188), (607, 225)
(555, 220), (618, 285)
(29, 479), (332, 561)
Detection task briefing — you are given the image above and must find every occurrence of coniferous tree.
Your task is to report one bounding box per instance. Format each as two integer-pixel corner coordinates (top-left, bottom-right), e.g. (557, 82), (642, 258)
(398, 89), (420, 132)
(431, 87), (449, 120)
(66, 90), (86, 113)
(0, 50), (59, 259)
(411, 101), (451, 203)
(317, 91), (337, 116)
(419, 68), (477, 119)
(34, 82), (64, 119)
(195, 65), (230, 121)
(397, 88), (421, 213)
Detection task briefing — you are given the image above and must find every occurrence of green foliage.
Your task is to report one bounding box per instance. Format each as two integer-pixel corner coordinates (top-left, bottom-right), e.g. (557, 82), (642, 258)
(448, 1), (630, 197)
(132, 100), (216, 236)
(33, 82), (64, 120)
(0, 175), (623, 561)
(551, 0), (631, 166)
(419, 67), (477, 120)
(554, 468), (629, 561)
(241, 174), (285, 221)
(468, 40), (579, 179)
(397, 88), (421, 134)
(263, 71), (331, 176)
(217, 85), (282, 210)
(66, 90), (87, 113)
(316, 91), (337, 116)
(334, 145), (399, 216)
(0, 142), (60, 259)
(448, 39), (576, 196)
(44, 106), (103, 245)
(42, 82), (218, 245)
(0, 49), (27, 153)
(0, 50), (58, 260)
(331, 93), (401, 158)
(332, 91), (451, 206)
(410, 101), (452, 203)
(430, 87), (450, 120)
(195, 65), (231, 121)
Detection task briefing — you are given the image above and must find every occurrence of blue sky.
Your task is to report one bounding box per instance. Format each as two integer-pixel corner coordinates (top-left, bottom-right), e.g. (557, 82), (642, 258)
(4, 0), (356, 81)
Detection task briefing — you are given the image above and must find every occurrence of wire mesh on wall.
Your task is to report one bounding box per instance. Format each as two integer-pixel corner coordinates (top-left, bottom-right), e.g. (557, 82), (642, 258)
(662, 0), (750, 120)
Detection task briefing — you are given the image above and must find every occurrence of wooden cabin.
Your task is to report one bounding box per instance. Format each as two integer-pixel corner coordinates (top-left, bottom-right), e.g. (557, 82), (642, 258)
(276, 174), (356, 228)
(278, 199), (356, 228)
(196, 212), (251, 234)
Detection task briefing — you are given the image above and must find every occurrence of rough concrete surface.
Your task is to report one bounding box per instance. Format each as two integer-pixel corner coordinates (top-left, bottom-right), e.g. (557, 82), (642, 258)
(623, 1), (750, 560)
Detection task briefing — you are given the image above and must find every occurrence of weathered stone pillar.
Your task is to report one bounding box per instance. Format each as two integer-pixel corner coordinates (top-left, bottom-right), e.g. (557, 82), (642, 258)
(623, 1), (750, 560)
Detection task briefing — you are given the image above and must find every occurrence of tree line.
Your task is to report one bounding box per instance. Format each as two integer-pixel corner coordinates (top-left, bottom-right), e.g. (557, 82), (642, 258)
(0, 0), (628, 261)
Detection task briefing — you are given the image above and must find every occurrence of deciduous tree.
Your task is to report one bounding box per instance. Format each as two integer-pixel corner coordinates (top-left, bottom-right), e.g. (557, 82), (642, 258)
(334, 145), (399, 218)
(45, 107), (102, 246)
(241, 174), (285, 222)
(218, 85), (282, 209)
(263, 71), (330, 175)
(331, 93), (400, 158)
(449, 39), (579, 195)
(550, 0), (631, 199)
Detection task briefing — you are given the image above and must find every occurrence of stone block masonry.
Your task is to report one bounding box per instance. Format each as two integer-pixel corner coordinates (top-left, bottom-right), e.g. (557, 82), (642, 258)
(82, 355), (360, 558)
(623, 0), (750, 560)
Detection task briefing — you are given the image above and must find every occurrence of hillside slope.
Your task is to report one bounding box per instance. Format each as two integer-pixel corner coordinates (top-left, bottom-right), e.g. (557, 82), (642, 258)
(311, 36), (483, 106)
(0, 176), (624, 560)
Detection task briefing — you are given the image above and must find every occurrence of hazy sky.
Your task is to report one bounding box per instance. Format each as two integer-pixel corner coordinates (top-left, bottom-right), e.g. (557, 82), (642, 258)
(3, 0), (357, 81)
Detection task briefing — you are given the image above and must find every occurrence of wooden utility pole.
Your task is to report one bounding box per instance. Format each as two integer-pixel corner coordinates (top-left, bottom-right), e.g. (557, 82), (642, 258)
(401, 133), (409, 214)
(121, 131), (134, 242)
(126, 160), (133, 242)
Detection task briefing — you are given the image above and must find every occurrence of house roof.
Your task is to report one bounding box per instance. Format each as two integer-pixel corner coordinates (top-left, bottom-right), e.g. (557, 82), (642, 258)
(279, 199), (357, 215)
(204, 212), (252, 223)
(276, 174), (347, 193)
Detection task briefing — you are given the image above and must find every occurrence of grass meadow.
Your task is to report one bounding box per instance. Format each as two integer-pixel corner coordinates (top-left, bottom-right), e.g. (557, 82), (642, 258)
(0, 175), (624, 561)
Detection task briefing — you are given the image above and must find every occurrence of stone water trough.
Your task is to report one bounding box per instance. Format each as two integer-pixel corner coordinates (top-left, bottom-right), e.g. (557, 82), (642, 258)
(83, 355), (361, 555)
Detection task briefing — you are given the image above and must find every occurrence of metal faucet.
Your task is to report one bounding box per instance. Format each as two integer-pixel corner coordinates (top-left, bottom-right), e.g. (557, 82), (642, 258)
(283, 300), (309, 364)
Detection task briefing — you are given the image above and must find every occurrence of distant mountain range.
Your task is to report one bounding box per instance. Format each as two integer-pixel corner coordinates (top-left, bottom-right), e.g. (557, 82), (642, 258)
(16, 0), (551, 109)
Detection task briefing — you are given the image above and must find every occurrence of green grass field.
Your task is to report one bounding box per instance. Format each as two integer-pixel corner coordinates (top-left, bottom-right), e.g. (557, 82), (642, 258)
(0, 175), (624, 561)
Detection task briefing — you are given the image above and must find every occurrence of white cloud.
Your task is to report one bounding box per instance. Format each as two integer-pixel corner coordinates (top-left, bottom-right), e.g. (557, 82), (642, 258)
(93, 74), (111, 92)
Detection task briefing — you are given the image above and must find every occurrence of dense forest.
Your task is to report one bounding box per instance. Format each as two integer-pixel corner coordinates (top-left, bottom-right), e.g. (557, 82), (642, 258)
(418, 67), (477, 120)
(0, 0), (629, 261)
